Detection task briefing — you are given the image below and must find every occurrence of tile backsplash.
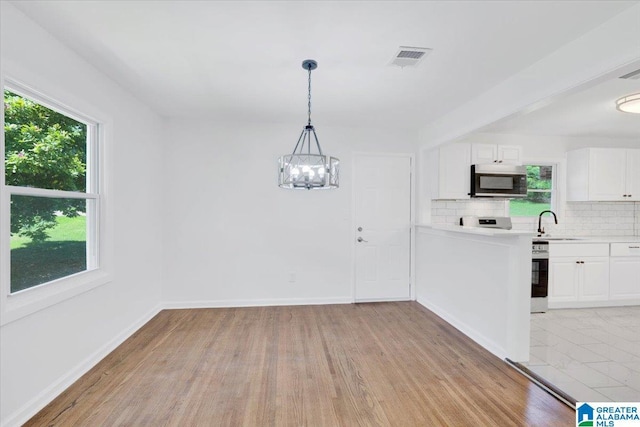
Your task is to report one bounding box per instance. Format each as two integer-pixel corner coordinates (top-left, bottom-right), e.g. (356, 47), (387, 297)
(431, 200), (640, 236)
(431, 200), (508, 226)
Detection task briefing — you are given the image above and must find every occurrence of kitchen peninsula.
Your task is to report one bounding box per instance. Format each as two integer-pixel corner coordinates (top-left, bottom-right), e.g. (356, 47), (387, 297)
(415, 224), (534, 362)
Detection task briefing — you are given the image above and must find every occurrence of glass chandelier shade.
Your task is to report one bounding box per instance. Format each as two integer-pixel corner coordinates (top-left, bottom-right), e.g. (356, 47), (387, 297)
(278, 60), (339, 190)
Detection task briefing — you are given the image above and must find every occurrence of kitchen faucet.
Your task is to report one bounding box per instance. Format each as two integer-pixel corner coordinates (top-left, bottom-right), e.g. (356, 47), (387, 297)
(537, 210), (557, 235)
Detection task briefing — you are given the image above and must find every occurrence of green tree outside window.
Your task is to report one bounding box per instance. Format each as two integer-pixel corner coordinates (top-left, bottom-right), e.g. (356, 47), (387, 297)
(4, 90), (87, 242)
(510, 165), (553, 217)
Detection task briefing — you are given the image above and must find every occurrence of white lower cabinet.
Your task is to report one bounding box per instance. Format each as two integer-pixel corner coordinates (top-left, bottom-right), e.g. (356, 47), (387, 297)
(581, 258), (610, 301)
(609, 243), (640, 300)
(548, 243), (610, 308)
(549, 257), (609, 305)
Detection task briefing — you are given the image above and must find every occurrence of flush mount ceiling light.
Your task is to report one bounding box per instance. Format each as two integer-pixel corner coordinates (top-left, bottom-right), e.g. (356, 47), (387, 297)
(278, 60), (339, 190)
(615, 93), (640, 114)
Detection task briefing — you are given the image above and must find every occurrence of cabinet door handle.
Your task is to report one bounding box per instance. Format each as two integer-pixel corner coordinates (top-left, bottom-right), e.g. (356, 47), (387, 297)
(629, 246), (640, 249)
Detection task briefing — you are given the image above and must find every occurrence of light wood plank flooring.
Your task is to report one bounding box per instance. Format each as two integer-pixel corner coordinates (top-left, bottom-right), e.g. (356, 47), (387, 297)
(26, 302), (573, 426)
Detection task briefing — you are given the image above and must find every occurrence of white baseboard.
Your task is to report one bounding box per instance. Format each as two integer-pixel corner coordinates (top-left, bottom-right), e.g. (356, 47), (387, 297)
(2, 303), (163, 427)
(549, 299), (640, 309)
(163, 297), (353, 310)
(354, 297), (411, 303)
(416, 297), (507, 360)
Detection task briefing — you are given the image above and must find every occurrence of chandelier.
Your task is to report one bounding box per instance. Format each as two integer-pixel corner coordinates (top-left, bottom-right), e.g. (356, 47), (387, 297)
(278, 60), (339, 190)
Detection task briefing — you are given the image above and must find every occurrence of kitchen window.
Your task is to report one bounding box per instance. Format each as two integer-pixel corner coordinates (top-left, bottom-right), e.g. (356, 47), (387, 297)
(3, 85), (100, 297)
(509, 164), (555, 217)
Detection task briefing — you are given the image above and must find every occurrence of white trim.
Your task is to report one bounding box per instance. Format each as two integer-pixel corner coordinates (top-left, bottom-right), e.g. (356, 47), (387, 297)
(416, 297), (507, 360)
(6, 186), (98, 199)
(1, 270), (112, 326)
(351, 152), (416, 303)
(0, 74), (8, 326)
(1, 303), (163, 427)
(354, 297), (412, 303)
(549, 299), (640, 309)
(4, 78), (102, 126)
(162, 297), (353, 310)
(1, 77), (114, 325)
(409, 155), (417, 301)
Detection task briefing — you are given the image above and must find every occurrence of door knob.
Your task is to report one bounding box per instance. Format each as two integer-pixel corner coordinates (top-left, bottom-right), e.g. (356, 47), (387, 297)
(357, 237), (368, 243)
(357, 227), (363, 232)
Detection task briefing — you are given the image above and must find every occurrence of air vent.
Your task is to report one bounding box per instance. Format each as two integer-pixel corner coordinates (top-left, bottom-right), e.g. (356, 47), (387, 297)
(619, 68), (640, 80)
(390, 46), (432, 68)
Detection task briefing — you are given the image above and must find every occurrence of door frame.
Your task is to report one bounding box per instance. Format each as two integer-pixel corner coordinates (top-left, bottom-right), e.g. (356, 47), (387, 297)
(351, 152), (416, 303)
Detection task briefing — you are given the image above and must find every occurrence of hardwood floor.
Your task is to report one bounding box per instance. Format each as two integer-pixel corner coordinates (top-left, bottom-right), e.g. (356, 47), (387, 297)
(26, 302), (574, 426)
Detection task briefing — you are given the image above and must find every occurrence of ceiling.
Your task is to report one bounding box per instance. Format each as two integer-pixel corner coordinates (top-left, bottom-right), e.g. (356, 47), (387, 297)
(10, 1), (640, 131)
(480, 71), (640, 139)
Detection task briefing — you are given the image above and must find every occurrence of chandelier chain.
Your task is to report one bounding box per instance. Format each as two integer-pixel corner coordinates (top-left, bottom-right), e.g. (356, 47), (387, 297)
(307, 65), (312, 126)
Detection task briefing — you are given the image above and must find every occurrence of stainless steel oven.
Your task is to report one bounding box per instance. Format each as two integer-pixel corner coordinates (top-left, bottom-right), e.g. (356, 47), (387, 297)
(531, 241), (549, 313)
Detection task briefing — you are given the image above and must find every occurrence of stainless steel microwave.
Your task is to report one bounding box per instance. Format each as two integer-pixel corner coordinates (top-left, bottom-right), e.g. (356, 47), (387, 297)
(470, 164), (527, 198)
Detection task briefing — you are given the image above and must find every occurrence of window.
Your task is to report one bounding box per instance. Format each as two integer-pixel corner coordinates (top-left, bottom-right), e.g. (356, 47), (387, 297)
(4, 87), (99, 294)
(509, 164), (554, 217)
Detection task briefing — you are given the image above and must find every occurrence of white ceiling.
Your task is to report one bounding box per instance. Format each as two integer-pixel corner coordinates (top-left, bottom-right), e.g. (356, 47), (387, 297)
(10, 0), (640, 131)
(481, 73), (640, 139)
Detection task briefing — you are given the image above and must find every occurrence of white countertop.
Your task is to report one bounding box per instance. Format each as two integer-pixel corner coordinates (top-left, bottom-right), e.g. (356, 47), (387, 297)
(415, 224), (640, 242)
(537, 235), (640, 243)
(415, 223), (534, 236)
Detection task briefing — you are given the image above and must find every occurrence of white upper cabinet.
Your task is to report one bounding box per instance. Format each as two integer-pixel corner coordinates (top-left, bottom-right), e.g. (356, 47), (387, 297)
(588, 149), (627, 201)
(471, 144), (522, 165)
(497, 145), (523, 165)
(566, 148), (640, 201)
(471, 144), (497, 164)
(626, 149), (640, 200)
(425, 143), (471, 200)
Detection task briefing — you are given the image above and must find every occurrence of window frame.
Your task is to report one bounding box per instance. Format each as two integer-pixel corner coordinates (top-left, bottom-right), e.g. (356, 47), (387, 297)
(1, 78), (111, 325)
(509, 162), (558, 219)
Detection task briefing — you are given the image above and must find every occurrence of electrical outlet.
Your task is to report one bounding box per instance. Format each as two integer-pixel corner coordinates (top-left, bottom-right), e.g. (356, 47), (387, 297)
(288, 272), (296, 283)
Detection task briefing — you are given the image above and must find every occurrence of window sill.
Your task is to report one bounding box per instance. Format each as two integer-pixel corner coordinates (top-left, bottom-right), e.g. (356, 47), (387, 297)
(1, 268), (112, 326)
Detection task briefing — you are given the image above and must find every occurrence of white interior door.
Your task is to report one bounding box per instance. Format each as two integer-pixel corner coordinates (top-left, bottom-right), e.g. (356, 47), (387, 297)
(354, 154), (412, 302)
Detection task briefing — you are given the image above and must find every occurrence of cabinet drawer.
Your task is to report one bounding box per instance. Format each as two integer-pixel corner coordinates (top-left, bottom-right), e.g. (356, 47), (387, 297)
(611, 243), (640, 257)
(549, 243), (609, 257)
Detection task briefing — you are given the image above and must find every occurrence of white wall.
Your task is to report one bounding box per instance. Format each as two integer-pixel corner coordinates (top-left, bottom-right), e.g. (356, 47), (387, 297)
(415, 228), (532, 361)
(161, 120), (417, 306)
(0, 4), (165, 426)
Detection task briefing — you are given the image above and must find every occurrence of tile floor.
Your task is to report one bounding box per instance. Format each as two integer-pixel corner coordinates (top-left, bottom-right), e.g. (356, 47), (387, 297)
(523, 306), (640, 402)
